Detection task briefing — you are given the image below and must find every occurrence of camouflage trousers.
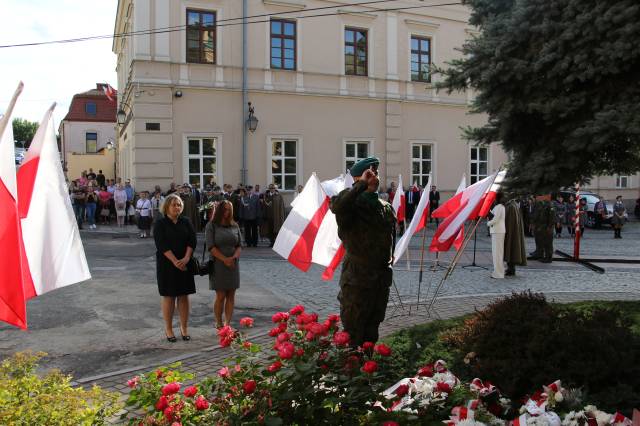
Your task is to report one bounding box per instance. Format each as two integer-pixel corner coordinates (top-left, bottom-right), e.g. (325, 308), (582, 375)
(337, 257), (392, 347)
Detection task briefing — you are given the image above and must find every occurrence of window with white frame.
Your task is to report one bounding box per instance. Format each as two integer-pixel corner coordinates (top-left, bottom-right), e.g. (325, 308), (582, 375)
(411, 144), (432, 187)
(615, 175), (630, 188)
(344, 141), (370, 173)
(470, 146), (488, 184)
(271, 139), (297, 190)
(186, 137), (217, 187)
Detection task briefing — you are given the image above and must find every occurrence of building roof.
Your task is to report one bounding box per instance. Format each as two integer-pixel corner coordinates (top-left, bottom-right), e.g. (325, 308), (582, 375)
(62, 83), (117, 123)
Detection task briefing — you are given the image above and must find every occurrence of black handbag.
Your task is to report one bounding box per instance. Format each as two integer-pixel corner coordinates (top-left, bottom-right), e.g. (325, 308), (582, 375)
(189, 242), (212, 276)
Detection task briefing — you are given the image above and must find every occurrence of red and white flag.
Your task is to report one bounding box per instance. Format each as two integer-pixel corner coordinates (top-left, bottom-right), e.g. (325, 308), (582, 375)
(429, 172), (497, 253)
(431, 174), (466, 251)
(0, 82), (28, 329)
(273, 173), (353, 279)
(102, 84), (116, 102)
(393, 176), (432, 264)
(17, 104), (91, 297)
(510, 414), (528, 426)
(477, 170), (506, 218)
(391, 174), (405, 223)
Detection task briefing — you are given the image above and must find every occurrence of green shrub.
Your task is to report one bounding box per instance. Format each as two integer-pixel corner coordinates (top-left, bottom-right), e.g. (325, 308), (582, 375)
(0, 351), (121, 426)
(443, 292), (640, 414)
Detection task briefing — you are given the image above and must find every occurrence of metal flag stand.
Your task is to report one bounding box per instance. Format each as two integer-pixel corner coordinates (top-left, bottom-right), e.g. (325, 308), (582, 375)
(461, 220), (489, 271)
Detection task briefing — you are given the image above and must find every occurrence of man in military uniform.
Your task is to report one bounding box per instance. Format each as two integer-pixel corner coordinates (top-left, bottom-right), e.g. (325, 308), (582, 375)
(528, 196), (555, 263)
(330, 157), (396, 346)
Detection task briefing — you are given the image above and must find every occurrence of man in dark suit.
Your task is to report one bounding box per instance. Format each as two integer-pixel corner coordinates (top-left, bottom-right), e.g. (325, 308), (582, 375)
(405, 184), (421, 222)
(429, 185), (440, 224)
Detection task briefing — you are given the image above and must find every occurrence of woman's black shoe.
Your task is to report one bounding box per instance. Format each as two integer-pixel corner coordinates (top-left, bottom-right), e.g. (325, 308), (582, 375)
(181, 334), (191, 341)
(166, 335), (177, 343)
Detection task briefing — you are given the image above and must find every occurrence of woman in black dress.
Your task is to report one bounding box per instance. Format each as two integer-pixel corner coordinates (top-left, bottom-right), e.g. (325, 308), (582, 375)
(153, 194), (196, 342)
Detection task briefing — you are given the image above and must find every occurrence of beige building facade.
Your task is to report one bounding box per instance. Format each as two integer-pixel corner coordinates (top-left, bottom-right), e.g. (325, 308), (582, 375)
(113, 0), (638, 205)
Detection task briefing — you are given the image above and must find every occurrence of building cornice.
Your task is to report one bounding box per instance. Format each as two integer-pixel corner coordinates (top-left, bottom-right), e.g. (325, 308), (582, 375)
(337, 9), (378, 19)
(404, 19), (440, 31)
(262, 0), (307, 8)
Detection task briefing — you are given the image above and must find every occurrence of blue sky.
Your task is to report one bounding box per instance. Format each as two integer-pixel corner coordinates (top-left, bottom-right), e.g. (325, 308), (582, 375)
(0, 0), (118, 127)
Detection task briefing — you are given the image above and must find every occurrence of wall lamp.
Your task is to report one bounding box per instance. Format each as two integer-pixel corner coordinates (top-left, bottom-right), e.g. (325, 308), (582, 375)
(246, 102), (258, 133)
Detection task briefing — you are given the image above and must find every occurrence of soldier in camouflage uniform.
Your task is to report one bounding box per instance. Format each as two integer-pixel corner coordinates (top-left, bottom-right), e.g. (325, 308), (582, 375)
(330, 157), (396, 346)
(529, 197), (555, 263)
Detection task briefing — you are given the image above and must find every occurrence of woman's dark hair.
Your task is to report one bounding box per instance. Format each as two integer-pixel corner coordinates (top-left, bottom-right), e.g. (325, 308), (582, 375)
(495, 191), (504, 204)
(212, 200), (236, 226)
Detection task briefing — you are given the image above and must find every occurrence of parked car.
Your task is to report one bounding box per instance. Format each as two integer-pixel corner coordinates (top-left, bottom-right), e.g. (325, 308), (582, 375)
(558, 190), (626, 228)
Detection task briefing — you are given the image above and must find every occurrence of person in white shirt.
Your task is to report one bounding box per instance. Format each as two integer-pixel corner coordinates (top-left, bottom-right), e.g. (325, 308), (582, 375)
(136, 191), (153, 238)
(487, 192), (506, 279)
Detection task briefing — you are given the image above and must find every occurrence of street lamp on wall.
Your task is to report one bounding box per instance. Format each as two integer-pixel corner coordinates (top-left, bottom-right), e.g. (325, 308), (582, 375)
(246, 102), (258, 133)
(116, 109), (127, 125)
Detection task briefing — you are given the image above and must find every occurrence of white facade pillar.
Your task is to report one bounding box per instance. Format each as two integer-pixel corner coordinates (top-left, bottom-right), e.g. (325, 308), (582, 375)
(134, 0), (151, 60)
(154, 0), (170, 61)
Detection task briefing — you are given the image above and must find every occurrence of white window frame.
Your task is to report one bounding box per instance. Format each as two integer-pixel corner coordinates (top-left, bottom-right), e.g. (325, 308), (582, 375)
(267, 135), (302, 191)
(469, 145), (489, 184)
(410, 141), (435, 188)
(182, 133), (223, 188)
(343, 138), (374, 173)
(615, 174), (630, 189)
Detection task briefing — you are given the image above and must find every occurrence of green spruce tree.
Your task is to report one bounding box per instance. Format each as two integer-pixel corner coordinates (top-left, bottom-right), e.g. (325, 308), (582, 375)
(438, 0), (640, 192)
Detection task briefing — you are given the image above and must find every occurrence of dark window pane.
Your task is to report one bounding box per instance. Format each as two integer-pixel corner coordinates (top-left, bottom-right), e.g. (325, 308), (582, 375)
(271, 58), (282, 68)
(422, 176), (429, 187)
(187, 40), (199, 49)
(272, 159), (282, 173)
(202, 175), (214, 186)
(471, 163), (478, 174)
(284, 159), (296, 173)
(85, 102), (96, 115)
(357, 30), (366, 41)
(284, 39), (294, 49)
(479, 148), (488, 161)
(285, 140), (296, 157)
(346, 161), (354, 171)
(479, 163), (488, 175)
(412, 162), (420, 174)
(471, 148), (477, 160)
(86, 132), (97, 140)
(285, 175), (296, 190)
(203, 158), (216, 174)
(284, 48), (294, 59)
(272, 142), (282, 156)
(271, 48), (281, 59)
(412, 146), (420, 158)
(271, 21), (282, 34)
(189, 175), (201, 186)
(189, 159), (200, 173)
(357, 143), (368, 158)
(284, 59), (294, 69)
(346, 144), (355, 157)
(188, 139), (200, 155)
(271, 38), (281, 48)
(422, 161), (431, 174)
(203, 138), (215, 156)
(187, 12), (199, 25)
(203, 13), (214, 27)
(273, 175), (283, 189)
(422, 147), (431, 159)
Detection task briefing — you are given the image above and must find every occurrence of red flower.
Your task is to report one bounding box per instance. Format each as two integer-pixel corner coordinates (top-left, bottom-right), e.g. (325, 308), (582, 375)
(362, 341), (375, 351)
(272, 312), (289, 323)
(218, 367), (231, 378)
(436, 382), (452, 393)
(278, 322), (288, 332)
(374, 343), (392, 357)
(417, 365), (434, 377)
(243, 379), (257, 394)
(155, 396), (169, 411)
(195, 395), (210, 411)
(218, 325), (236, 347)
(127, 376), (140, 388)
(276, 332), (290, 343)
(164, 406), (175, 421)
(305, 331), (315, 341)
(295, 312), (315, 326)
(161, 382), (181, 396)
(268, 327), (280, 337)
(183, 385), (198, 397)
(295, 348), (305, 357)
(310, 323), (328, 337)
(239, 317), (254, 327)
(362, 360), (378, 374)
(289, 305), (305, 315)
(327, 314), (340, 323)
(319, 351), (328, 361)
(382, 422), (400, 426)
(155, 369), (164, 379)
(333, 331), (350, 346)
(268, 361), (282, 372)
(320, 364), (329, 371)
(278, 341), (295, 359)
(243, 341), (252, 349)
(220, 337), (233, 347)
(171, 422), (182, 426)
(395, 384), (409, 397)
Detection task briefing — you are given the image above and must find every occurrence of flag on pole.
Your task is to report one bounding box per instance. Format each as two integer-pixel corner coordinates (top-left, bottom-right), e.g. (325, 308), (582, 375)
(102, 84), (116, 102)
(391, 174), (405, 223)
(17, 104), (91, 297)
(430, 174), (467, 251)
(429, 172), (497, 253)
(393, 176), (432, 264)
(476, 170), (506, 218)
(0, 82), (28, 329)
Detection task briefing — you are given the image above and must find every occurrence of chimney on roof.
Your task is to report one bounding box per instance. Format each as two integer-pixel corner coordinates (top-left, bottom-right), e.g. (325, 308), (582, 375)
(96, 83), (107, 91)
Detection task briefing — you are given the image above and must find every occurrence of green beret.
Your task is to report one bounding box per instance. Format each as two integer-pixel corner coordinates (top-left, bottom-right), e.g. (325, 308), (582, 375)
(350, 156), (380, 177)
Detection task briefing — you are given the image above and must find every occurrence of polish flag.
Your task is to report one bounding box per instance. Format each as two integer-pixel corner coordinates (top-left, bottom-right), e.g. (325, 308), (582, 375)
(102, 84), (116, 102)
(0, 82), (28, 329)
(429, 172), (497, 253)
(17, 104), (91, 297)
(431, 174), (466, 251)
(391, 174), (405, 223)
(510, 414), (528, 426)
(393, 176), (431, 265)
(477, 170), (506, 218)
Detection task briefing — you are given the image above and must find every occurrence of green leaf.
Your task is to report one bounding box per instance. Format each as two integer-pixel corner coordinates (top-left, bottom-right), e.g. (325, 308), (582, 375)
(264, 416), (284, 426)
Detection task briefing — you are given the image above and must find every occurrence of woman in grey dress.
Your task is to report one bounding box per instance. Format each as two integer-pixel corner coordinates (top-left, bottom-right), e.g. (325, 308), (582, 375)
(205, 200), (242, 328)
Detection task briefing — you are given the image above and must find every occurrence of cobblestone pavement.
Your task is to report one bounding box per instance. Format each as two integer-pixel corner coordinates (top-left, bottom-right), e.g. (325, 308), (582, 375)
(1, 221), (638, 405)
